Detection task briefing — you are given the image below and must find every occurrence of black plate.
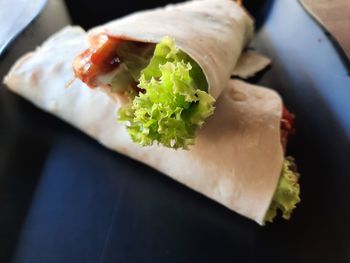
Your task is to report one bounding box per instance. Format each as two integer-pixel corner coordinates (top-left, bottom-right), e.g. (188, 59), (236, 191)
(1, 1), (350, 262)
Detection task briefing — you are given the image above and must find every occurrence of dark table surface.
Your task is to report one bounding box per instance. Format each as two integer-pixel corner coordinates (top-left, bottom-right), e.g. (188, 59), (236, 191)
(1, 0), (350, 262)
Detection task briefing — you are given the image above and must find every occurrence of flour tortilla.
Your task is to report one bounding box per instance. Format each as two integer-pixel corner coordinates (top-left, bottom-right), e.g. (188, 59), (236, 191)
(3, 26), (284, 224)
(232, 51), (271, 78)
(87, 0), (254, 99)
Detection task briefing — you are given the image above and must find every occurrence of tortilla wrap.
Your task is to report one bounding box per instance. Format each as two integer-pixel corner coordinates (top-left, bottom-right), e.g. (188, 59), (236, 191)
(3, 26), (284, 224)
(87, 0), (254, 99)
(232, 51), (271, 78)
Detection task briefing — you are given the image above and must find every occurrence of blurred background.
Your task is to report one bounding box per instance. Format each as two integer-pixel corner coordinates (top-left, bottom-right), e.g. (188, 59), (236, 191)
(64, 0), (271, 30)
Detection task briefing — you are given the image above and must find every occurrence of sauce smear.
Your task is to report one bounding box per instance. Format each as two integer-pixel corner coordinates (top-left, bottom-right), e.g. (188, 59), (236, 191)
(281, 106), (295, 151)
(73, 33), (122, 87)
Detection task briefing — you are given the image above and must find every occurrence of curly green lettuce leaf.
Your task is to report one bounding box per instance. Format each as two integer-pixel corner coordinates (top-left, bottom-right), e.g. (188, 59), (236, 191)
(118, 37), (215, 149)
(265, 157), (301, 223)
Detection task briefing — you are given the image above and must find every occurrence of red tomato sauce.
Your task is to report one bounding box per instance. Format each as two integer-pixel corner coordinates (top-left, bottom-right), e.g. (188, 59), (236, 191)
(281, 106), (295, 151)
(73, 33), (122, 87)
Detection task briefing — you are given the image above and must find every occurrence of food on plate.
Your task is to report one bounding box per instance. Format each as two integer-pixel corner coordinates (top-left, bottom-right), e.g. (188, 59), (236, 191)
(73, 0), (256, 149)
(3, 26), (300, 224)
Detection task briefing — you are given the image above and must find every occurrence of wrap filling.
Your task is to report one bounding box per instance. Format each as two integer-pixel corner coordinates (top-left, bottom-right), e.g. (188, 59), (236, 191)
(74, 34), (215, 149)
(265, 107), (300, 223)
